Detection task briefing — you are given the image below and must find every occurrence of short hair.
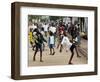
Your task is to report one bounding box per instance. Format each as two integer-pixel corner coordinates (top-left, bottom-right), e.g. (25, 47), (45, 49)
(49, 31), (53, 36)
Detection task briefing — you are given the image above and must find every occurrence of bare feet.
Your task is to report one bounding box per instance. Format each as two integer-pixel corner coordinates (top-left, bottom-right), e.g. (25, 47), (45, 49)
(33, 59), (35, 61)
(77, 55), (81, 58)
(68, 62), (73, 64)
(33, 57), (35, 61)
(59, 49), (62, 52)
(52, 52), (55, 55)
(40, 60), (43, 62)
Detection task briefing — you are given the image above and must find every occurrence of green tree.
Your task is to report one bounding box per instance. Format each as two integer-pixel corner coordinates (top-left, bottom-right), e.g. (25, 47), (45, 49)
(49, 16), (63, 21)
(28, 15), (42, 22)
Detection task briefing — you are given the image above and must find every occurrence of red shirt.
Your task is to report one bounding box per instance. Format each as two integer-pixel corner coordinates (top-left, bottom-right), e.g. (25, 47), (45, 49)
(58, 26), (64, 34)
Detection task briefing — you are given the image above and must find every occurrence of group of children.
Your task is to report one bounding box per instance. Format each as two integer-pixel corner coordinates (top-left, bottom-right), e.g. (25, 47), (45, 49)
(29, 22), (81, 64)
(29, 28), (56, 62)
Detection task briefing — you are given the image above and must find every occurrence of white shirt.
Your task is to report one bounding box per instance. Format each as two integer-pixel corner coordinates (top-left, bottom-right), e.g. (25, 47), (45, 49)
(32, 24), (37, 30)
(43, 24), (48, 32)
(49, 36), (55, 44)
(75, 25), (78, 29)
(41, 31), (45, 36)
(61, 36), (72, 49)
(75, 37), (78, 42)
(49, 26), (56, 33)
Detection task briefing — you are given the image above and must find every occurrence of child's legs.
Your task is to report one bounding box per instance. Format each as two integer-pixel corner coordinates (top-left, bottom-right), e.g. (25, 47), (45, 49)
(53, 48), (55, 53)
(30, 41), (33, 47)
(42, 43), (45, 50)
(60, 44), (63, 52)
(57, 37), (61, 48)
(57, 43), (60, 48)
(52, 48), (55, 55)
(51, 44), (55, 55)
(75, 46), (80, 57)
(52, 44), (55, 52)
(50, 48), (52, 55)
(33, 45), (38, 61)
(69, 45), (75, 64)
(69, 51), (74, 64)
(39, 45), (43, 61)
(32, 44), (36, 50)
(49, 44), (52, 54)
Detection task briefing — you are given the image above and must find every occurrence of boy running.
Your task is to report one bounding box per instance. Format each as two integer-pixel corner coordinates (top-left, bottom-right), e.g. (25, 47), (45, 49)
(33, 29), (47, 62)
(60, 32), (81, 64)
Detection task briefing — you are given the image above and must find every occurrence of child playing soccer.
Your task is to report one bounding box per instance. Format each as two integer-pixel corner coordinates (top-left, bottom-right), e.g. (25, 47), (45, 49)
(33, 29), (47, 62)
(60, 32), (81, 64)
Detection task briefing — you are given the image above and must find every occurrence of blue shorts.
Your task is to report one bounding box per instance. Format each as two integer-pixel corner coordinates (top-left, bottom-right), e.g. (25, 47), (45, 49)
(49, 44), (54, 48)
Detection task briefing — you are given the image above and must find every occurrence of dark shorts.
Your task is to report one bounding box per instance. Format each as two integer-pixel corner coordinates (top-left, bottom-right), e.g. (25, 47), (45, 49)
(35, 44), (42, 51)
(49, 44), (54, 48)
(70, 44), (76, 52)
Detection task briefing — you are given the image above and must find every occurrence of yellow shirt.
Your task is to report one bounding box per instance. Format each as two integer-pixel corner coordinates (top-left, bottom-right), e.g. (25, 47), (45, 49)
(29, 32), (33, 42)
(29, 32), (37, 43)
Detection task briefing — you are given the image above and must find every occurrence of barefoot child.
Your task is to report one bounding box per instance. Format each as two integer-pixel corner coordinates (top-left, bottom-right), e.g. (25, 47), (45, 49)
(48, 31), (55, 55)
(60, 32), (81, 64)
(33, 29), (47, 62)
(57, 24), (64, 49)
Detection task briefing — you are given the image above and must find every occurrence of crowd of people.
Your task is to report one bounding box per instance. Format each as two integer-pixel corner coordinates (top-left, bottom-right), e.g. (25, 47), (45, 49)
(28, 20), (81, 64)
